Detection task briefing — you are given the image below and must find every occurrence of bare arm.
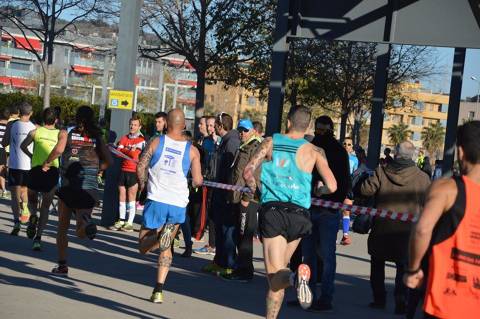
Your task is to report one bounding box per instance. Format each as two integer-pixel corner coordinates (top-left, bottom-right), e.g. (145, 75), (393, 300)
(96, 136), (113, 171)
(190, 145), (203, 188)
(42, 130), (68, 170)
(137, 137), (159, 192)
(313, 146), (337, 194)
(20, 129), (35, 159)
(243, 137), (272, 193)
(2, 122), (12, 148)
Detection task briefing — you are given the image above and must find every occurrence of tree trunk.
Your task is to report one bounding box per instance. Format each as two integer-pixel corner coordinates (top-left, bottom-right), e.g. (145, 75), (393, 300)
(339, 105), (348, 142)
(42, 63), (51, 109)
(352, 110), (363, 146)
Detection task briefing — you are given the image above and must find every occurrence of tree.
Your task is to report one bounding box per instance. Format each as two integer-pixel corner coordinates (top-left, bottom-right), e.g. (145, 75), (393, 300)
(0, 1), (113, 109)
(387, 123), (412, 145)
(422, 122), (445, 160)
(140, 0), (275, 129)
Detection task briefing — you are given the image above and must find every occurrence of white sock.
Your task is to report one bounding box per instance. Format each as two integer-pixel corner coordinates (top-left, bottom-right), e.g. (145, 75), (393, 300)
(119, 202), (126, 220)
(127, 201), (136, 224)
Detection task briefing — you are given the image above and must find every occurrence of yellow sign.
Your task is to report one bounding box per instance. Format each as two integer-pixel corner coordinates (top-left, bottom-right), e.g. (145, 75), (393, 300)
(108, 90), (133, 110)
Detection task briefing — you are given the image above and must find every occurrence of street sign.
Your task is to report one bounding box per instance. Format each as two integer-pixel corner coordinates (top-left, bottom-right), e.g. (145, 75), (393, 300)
(108, 90), (133, 110)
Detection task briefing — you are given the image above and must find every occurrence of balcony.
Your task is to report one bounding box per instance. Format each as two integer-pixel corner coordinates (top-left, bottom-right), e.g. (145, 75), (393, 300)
(0, 68), (34, 79)
(0, 46), (37, 60)
(71, 57), (103, 69)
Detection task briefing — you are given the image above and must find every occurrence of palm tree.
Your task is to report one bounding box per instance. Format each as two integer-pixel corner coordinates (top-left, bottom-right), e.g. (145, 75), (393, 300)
(422, 122), (445, 159)
(387, 123), (412, 145)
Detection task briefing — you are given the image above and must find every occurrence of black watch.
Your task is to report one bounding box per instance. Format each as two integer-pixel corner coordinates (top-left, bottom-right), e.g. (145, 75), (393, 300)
(405, 267), (421, 275)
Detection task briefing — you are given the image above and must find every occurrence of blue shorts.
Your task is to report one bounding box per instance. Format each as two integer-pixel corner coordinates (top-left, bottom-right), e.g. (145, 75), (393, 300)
(142, 200), (186, 229)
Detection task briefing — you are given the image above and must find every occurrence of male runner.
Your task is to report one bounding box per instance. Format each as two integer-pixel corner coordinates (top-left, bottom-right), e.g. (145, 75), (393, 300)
(243, 106), (337, 318)
(137, 108), (202, 303)
(404, 121), (480, 318)
(112, 115), (145, 232)
(20, 107), (60, 250)
(43, 106), (112, 276)
(2, 102), (36, 235)
(341, 137), (358, 246)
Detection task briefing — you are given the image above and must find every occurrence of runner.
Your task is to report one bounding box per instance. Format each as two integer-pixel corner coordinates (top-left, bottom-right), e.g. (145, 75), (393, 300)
(243, 105), (337, 318)
(136, 108), (202, 303)
(341, 137), (358, 246)
(2, 102), (36, 236)
(404, 121), (480, 318)
(0, 108), (9, 199)
(43, 106), (112, 276)
(20, 107), (60, 251)
(111, 115), (145, 232)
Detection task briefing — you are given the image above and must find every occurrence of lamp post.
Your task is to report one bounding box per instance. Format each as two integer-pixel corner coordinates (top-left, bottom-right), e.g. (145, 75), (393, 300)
(471, 76), (480, 110)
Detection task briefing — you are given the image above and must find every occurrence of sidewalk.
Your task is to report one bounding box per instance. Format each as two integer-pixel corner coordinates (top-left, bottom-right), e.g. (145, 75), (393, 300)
(0, 198), (406, 319)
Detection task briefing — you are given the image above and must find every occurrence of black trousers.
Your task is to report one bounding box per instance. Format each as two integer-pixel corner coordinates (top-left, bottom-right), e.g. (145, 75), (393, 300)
(370, 256), (407, 303)
(234, 201), (259, 275)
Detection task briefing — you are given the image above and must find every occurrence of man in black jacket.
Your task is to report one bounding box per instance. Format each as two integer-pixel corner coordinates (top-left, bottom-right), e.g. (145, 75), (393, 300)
(302, 116), (351, 312)
(202, 112), (241, 275)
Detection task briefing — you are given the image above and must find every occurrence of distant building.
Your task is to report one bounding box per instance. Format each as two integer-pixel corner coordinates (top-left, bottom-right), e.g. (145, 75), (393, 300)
(459, 101), (480, 123)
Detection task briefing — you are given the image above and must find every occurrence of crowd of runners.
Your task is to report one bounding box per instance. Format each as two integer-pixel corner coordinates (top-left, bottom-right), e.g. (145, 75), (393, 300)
(1, 101), (479, 319)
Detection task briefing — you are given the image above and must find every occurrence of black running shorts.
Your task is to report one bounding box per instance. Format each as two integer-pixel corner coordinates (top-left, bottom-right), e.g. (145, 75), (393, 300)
(57, 186), (98, 210)
(118, 171), (138, 188)
(0, 148), (6, 166)
(8, 169), (30, 187)
(259, 201), (312, 243)
(28, 166), (59, 193)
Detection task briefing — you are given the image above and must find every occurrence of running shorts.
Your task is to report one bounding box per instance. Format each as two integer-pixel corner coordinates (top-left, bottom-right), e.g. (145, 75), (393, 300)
(118, 171), (138, 188)
(28, 166), (59, 193)
(8, 169), (30, 187)
(142, 199), (186, 229)
(57, 186), (98, 210)
(0, 148), (6, 166)
(259, 201), (312, 242)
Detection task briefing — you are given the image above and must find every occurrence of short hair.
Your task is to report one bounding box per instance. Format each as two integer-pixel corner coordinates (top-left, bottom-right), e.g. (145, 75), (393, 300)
(9, 105), (19, 115)
(315, 115), (334, 130)
(206, 116), (215, 122)
(395, 141), (415, 160)
(130, 114), (142, 125)
(288, 105), (311, 131)
(18, 102), (32, 116)
(216, 112), (233, 131)
(253, 121), (263, 134)
(155, 112), (167, 120)
(42, 107), (57, 125)
(384, 148), (392, 155)
(457, 121), (480, 164)
(1, 108), (10, 120)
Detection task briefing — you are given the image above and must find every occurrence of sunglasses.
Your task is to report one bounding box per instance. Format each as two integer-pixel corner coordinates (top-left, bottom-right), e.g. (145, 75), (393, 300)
(238, 127), (250, 133)
(343, 143), (352, 146)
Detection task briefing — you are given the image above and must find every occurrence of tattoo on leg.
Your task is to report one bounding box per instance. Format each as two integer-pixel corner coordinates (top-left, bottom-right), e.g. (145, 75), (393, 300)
(158, 256), (172, 268)
(266, 295), (282, 319)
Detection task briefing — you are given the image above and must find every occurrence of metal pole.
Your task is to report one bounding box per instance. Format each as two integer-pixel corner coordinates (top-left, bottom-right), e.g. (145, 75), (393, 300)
(99, 54), (111, 120)
(102, 0), (143, 227)
(162, 84), (167, 112)
(156, 61), (164, 113)
(173, 76), (179, 108)
(133, 85), (138, 111)
(442, 48), (466, 176)
(91, 85), (96, 105)
(366, 43), (391, 170)
(265, 0), (290, 136)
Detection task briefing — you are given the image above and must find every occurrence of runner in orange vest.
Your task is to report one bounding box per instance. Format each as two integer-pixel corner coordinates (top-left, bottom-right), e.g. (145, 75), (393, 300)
(404, 121), (480, 319)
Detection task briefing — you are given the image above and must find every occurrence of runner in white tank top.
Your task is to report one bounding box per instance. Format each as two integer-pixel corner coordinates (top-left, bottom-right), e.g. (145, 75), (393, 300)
(137, 109), (203, 304)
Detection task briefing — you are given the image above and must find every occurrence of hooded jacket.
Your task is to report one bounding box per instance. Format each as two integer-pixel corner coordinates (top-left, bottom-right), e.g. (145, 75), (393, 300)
(361, 158), (431, 261)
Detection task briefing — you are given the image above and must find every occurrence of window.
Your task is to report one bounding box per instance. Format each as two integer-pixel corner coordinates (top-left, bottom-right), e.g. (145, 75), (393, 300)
(439, 104), (448, 113)
(384, 113), (390, 121)
(247, 96), (256, 106)
(391, 114), (403, 123)
(440, 119), (447, 127)
(410, 116), (423, 126)
(9, 62), (30, 71)
(0, 61), (5, 68)
(412, 132), (421, 141)
(414, 101), (425, 111)
(468, 111), (475, 120)
(393, 99), (403, 108)
(64, 48), (69, 58)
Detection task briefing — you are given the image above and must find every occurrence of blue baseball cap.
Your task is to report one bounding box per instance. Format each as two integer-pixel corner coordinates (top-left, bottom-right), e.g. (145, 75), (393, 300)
(237, 119), (254, 130)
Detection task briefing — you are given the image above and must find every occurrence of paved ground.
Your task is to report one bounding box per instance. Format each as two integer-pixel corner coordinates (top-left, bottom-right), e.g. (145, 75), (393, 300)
(0, 198), (408, 319)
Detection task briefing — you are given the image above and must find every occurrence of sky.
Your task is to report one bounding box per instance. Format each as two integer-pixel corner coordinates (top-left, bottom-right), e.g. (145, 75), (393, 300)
(422, 47), (480, 100)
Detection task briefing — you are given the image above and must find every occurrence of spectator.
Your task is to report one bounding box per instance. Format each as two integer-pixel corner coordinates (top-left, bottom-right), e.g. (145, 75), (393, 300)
(384, 148), (394, 165)
(302, 115), (350, 312)
(221, 119), (262, 282)
(197, 116), (208, 143)
(154, 112), (167, 136)
(202, 112), (240, 275)
(432, 159), (443, 180)
(341, 137), (358, 245)
(421, 156), (432, 179)
(252, 121), (264, 139)
(361, 141), (430, 315)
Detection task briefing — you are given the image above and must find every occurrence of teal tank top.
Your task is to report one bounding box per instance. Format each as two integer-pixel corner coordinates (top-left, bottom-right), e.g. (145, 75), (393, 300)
(260, 134), (312, 209)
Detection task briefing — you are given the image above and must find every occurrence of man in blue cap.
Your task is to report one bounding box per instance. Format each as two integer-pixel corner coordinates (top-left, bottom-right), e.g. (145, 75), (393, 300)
(221, 118), (262, 282)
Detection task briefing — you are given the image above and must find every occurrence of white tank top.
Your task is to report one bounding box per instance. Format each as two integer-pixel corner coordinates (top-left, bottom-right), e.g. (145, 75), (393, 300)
(147, 135), (191, 207)
(9, 120), (36, 170)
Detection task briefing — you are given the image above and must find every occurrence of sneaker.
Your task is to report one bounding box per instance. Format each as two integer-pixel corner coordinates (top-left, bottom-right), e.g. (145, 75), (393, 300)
(19, 203), (30, 224)
(181, 246), (192, 258)
(217, 267), (233, 277)
(201, 263), (223, 274)
(191, 237), (204, 243)
(10, 222), (21, 236)
(110, 220), (125, 230)
(51, 265), (68, 276)
(136, 202), (144, 211)
(194, 245), (216, 256)
(2, 190), (11, 200)
(158, 224), (176, 252)
(340, 234), (352, 246)
(296, 264), (313, 310)
(221, 271), (253, 283)
(121, 223), (134, 232)
(32, 239), (42, 251)
(308, 301), (333, 313)
(150, 291), (163, 303)
(26, 214), (38, 239)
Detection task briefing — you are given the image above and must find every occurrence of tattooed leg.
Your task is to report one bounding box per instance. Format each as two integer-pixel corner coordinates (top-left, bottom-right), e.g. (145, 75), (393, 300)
(266, 289), (284, 319)
(157, 244), (174, 284)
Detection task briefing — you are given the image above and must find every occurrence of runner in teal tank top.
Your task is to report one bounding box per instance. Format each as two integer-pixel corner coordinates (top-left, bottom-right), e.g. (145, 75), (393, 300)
(243, 106), (337, 318)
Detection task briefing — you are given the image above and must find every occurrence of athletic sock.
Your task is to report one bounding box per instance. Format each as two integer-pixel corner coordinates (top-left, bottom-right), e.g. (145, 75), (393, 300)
(127, 201), (136, 224)
(154, 283), (164, 293)
(342, 216), (350, 235)
(119, 202), (127, 221)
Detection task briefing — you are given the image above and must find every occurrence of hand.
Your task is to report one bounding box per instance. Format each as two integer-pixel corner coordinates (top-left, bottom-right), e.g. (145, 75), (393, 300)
(403, 269), (424, 289)
(314, 181), (328, 196)
(240, 199), (249, 208)
(42, 162), (51, 172)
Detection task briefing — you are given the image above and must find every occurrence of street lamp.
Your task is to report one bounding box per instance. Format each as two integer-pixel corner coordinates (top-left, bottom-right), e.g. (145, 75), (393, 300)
(471, 76), (480, 110)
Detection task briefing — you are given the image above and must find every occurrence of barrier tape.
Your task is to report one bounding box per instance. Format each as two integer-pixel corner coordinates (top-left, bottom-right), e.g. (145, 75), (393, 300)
(108, 147), (417, 222)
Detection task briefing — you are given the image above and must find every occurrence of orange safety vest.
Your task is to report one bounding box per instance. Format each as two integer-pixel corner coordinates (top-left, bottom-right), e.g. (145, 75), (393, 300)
(424, 176), (480, 318)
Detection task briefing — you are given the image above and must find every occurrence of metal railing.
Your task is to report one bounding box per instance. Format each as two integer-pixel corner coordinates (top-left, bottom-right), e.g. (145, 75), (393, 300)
(71, 57), (104, 69)
(0, 68), (34, 79)
(0, 46), (37, 60)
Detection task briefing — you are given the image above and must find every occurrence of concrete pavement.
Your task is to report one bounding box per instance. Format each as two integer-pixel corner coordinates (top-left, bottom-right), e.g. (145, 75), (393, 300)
(0, 198), (407, 319)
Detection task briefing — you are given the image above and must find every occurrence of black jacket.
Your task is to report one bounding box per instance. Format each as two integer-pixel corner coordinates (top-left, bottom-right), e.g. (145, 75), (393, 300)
(210, 130), (240, 184)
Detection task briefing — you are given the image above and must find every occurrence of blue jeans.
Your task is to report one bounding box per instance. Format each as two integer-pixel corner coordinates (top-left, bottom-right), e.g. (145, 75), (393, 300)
(301, 207), (340, 304)
(212, 191), (236, 269)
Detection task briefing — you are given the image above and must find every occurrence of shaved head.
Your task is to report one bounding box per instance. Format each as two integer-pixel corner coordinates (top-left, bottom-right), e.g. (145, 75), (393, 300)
(167, 108), (186, 131)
